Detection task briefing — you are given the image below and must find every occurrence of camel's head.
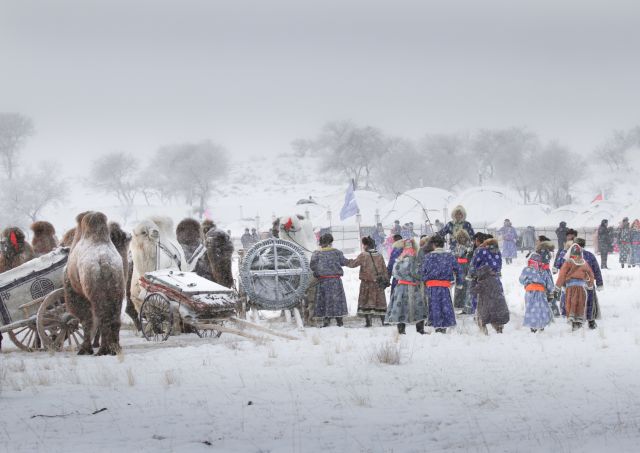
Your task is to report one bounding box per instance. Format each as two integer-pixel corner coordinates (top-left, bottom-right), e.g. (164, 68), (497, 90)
(132, 220), (160, 245)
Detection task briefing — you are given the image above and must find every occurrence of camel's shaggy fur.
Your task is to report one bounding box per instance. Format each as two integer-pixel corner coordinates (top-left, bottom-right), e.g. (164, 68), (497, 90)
(0, 227), (35, 273)
(64, 212), (125, 355)
(30, 221), (58, 257)
(177, 218), (213, 280)
(205, 228), (234, 288)
(129, 217), (186, 313)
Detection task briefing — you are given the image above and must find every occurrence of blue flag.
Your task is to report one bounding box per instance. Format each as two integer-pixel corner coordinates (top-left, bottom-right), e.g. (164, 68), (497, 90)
(340, 180), (359, 221)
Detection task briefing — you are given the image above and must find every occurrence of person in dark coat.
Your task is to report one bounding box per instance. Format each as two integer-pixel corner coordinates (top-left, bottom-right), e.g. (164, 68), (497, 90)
(386, 234), (404, 298)
(421, 235), (463, 333)
(630, 219), (640, 267)
(310, 233), (350, 327)
(346, 236), (389, 327)
(555, 221), (568, 253)
(521, 226), (536, 254)
(574, 238), (603, 329)
(553, 228), (578, 273)
(385, 239), (426, 334)
(240, 228), (252, 249)
(250, 228), (260, 245)
(469, 237), (510, 334)
(597, 219), (613, 269)
(465, 232), (491, 315)
(437, 205), (475, 251)
(618, 217), (632, 268)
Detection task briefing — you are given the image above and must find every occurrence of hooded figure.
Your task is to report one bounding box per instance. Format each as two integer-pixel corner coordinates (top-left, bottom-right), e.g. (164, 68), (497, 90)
(574, 237), (603, 329)
(555, 243), (595, 330)
(310, 233), (350, 327)
(385, 239), (426, 334)
(519, 252), (555, 332)
(498, 219), (518, 264)
(437, 205), (475, 251)
(469, 237), (510, 334)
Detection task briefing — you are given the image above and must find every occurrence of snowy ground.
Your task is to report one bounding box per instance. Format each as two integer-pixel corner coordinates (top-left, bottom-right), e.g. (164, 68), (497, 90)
(2, 253), (640, 452)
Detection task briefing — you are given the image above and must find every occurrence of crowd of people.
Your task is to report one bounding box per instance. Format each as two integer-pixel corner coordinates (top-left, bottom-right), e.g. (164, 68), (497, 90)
(307, 204), (635, 334)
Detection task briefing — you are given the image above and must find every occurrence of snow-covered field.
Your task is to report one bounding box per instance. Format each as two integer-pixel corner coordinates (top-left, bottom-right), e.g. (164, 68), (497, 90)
(2, 253), (640, 453)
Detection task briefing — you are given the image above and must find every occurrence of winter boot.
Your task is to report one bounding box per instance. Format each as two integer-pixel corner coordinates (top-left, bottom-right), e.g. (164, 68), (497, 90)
(435, 327), (447, 334)
(336, 317), (344, 327)
(572, 321), (582, 331)
(323, 317), (331, 328)
(380, 316), (389, 326)
(397, 323), (406, 335)
(530, 328), (537, 333)
(416, 321), (426, 335)
(588, 320), (597, 330)
(493, 324), (503, 334)
(364, 315), (372, 328)
(480, 325), (489, 335)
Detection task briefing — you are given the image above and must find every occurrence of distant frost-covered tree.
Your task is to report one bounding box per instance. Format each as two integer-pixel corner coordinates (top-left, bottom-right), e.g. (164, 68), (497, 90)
(472, 128), (540, 203)
(0, 113), (35, 180)
(0, 163), (67, 226)
(533, 142), (581, 207)
(298, 120), (388, 189)
(375, 138), (425, 194)
(90, 152), (139, 206)
(419, 133), (473, 190)
(151, 141), (229, 217)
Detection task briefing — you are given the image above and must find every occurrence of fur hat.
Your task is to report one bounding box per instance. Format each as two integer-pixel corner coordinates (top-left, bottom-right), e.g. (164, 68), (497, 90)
(538, 235), (550, 242)
(361, 236), (375, 249)
(481, 237), (499, 249)
(453, 228), (470, 245)
(392, 234), (403, 241)
(536, 240), (555, 252)
(566, 228), (578, 237)
(451, 205), (466, 222)
(319, 233), (334, 247)
(574, 237), (586, 248)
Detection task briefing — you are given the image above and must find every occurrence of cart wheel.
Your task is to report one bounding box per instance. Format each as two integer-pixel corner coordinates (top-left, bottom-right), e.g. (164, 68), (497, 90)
(194, 321), (223, 339)
(7, 320), (41, 352)
(140, 293), (173, 342)
(36, 288), (83, 351)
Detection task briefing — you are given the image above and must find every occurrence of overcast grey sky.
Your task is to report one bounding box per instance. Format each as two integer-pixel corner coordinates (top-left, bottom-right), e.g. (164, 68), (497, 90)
(1, 0), (639, 169)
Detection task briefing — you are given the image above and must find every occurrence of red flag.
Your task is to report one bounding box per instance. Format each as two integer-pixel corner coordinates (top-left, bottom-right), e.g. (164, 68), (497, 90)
(591, 193), (603, 203)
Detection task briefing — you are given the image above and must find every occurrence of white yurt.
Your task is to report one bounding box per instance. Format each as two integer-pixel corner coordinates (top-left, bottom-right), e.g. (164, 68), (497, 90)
(379, 187), (454, 227)
(488, 204), (551, 229)
(447, 186), (519, 228)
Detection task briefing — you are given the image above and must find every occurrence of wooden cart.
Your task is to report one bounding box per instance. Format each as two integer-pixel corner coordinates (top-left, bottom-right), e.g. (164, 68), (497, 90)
(138, 269), (298, 342)
(0, 249), (83, 352)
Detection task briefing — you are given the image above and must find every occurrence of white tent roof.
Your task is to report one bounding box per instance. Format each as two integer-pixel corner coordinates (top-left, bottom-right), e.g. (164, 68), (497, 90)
(488, 204), (551, 229)
(448, 186), (519, 227)
(379, 187), (454, 226)
(538, 204), (581, 228)
(570, 201), (623, 228)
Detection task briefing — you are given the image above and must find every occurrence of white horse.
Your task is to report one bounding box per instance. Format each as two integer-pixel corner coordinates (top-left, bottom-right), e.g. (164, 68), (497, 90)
(129, 216), (186, 313)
